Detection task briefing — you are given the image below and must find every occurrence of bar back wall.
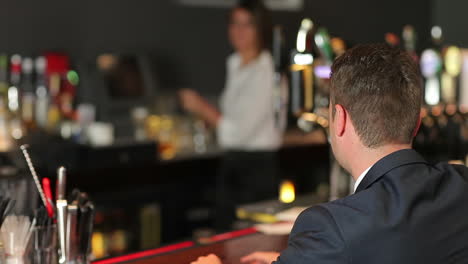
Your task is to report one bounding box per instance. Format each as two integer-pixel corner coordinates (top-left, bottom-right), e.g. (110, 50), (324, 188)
(0, 0), (431, 95)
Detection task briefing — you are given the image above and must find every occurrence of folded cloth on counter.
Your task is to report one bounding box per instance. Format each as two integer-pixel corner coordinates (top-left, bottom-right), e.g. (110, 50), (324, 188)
(255, 207), (307, 235)
(275, 207), (307, 222)
(255, 222), (294, 235)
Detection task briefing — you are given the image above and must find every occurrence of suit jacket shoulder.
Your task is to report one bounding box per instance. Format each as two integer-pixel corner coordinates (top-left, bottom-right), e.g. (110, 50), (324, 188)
(273, 205), (349, 264)
(277, 149), (468, 263)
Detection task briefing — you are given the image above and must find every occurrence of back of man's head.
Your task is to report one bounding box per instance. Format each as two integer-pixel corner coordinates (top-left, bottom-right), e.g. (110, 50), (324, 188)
(330, 43), (423, 148)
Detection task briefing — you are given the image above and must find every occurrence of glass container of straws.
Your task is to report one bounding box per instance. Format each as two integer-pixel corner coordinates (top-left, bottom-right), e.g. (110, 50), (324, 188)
(0, 215), (35, 264)
(31, 225), (57, 264)
(30, 207), (56, 264)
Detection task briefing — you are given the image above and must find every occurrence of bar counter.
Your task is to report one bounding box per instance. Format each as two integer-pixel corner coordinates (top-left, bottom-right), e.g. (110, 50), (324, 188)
(93, 228), (288, 264)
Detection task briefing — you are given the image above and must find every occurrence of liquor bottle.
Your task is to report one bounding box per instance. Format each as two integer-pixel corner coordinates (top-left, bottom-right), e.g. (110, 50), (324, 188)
(46, 73), (62, 132)
(140, 204), (161, 250)
(21, 57), (36, 130)
(442, 46), (465, 161)
(417, 27), (443, 161)
(290, 18), (314, 117)
(441, 46), (462, 104)
(422, 25), (444, 107)
(0, 55), (12, 150)
(0, 98), (13, 151)
(8, 54), (24, 140)
(420, 49), (442, 106)
(314, 27), (334, 64)
(434, 104), (450, 160)
(313, 26), (333, 113)
(8, 55), (21, 113)
(402, 25), (418, 62)
(431, 25), (443, 50)
(0, 54), (8, 99)
(444, 103), (464, 160)
(61, 71), (78, 119)
(35, 56), (49, 129)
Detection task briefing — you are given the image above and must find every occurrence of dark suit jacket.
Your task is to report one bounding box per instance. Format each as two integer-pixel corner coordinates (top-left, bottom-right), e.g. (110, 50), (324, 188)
(274, 149), (468, 263)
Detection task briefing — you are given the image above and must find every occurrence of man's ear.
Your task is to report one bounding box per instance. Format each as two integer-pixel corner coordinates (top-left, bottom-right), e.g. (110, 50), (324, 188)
(334, 104), (347, 137)
(412, 112), (423, 137)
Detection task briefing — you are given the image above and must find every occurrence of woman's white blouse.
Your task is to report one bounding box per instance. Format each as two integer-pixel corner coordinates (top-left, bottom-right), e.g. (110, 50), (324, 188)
(217, 50), (283, 151)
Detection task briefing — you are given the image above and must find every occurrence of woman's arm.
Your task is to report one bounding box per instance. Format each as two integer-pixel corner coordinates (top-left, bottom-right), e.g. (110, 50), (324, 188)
(179, 89), (221, 127)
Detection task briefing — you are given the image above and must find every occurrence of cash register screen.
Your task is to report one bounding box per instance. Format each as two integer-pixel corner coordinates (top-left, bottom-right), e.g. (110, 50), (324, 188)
(98, 54), (145, 99)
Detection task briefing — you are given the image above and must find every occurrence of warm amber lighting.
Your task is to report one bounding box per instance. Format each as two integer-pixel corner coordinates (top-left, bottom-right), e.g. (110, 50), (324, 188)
(317, 116), (329, 128)
(291, 64), (314, 113)
(445, 46), (462, 77)
(299, 113), (329, 128)
(160, 144), (176, 160)
(92, 232), (106, 259)
(420, 108), (427, 118)
(279, 180), (296, 204)
(300, 112), (317, 122)
(431, 106), (442, 117)
(448, 160), (464, 165)
(446, 104), (457, 116)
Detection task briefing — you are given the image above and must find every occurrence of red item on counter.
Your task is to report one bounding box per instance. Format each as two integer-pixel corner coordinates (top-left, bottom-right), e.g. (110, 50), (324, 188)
(42, 177), (55, 218)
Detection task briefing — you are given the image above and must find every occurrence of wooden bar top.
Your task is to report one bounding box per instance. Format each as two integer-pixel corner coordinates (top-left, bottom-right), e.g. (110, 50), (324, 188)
(94, 229), (288, 264)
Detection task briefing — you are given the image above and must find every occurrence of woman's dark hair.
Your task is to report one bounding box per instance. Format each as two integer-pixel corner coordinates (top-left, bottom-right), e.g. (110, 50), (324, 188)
(231, 0), (273, 51)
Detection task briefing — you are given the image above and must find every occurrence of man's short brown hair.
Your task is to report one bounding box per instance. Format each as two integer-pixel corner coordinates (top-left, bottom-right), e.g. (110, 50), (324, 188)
(330, 43), (423, 148)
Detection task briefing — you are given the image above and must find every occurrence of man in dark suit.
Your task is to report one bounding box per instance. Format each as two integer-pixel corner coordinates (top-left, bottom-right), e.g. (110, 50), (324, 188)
(192, 43), (468, 264)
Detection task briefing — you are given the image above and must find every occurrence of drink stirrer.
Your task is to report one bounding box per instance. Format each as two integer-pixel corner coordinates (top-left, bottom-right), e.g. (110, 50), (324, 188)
(19, 144), (47, 208)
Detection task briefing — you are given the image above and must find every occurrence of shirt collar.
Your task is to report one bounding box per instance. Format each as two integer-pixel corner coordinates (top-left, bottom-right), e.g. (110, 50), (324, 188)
(354, 149), (429, 193)
(354, 166), (372, 193)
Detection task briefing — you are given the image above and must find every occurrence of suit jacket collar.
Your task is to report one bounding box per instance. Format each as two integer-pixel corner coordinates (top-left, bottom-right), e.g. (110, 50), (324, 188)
(355, 149), (429, 193)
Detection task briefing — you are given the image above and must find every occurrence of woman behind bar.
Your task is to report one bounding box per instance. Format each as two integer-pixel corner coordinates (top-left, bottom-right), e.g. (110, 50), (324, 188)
(180, 0), (281, 230)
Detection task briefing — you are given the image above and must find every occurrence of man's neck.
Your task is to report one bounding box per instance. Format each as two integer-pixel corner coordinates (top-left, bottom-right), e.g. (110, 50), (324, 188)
(350, 144), (412, 181)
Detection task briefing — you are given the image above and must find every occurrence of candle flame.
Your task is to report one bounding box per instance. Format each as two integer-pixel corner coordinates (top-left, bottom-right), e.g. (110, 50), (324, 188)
(280, 180), (295, 204)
